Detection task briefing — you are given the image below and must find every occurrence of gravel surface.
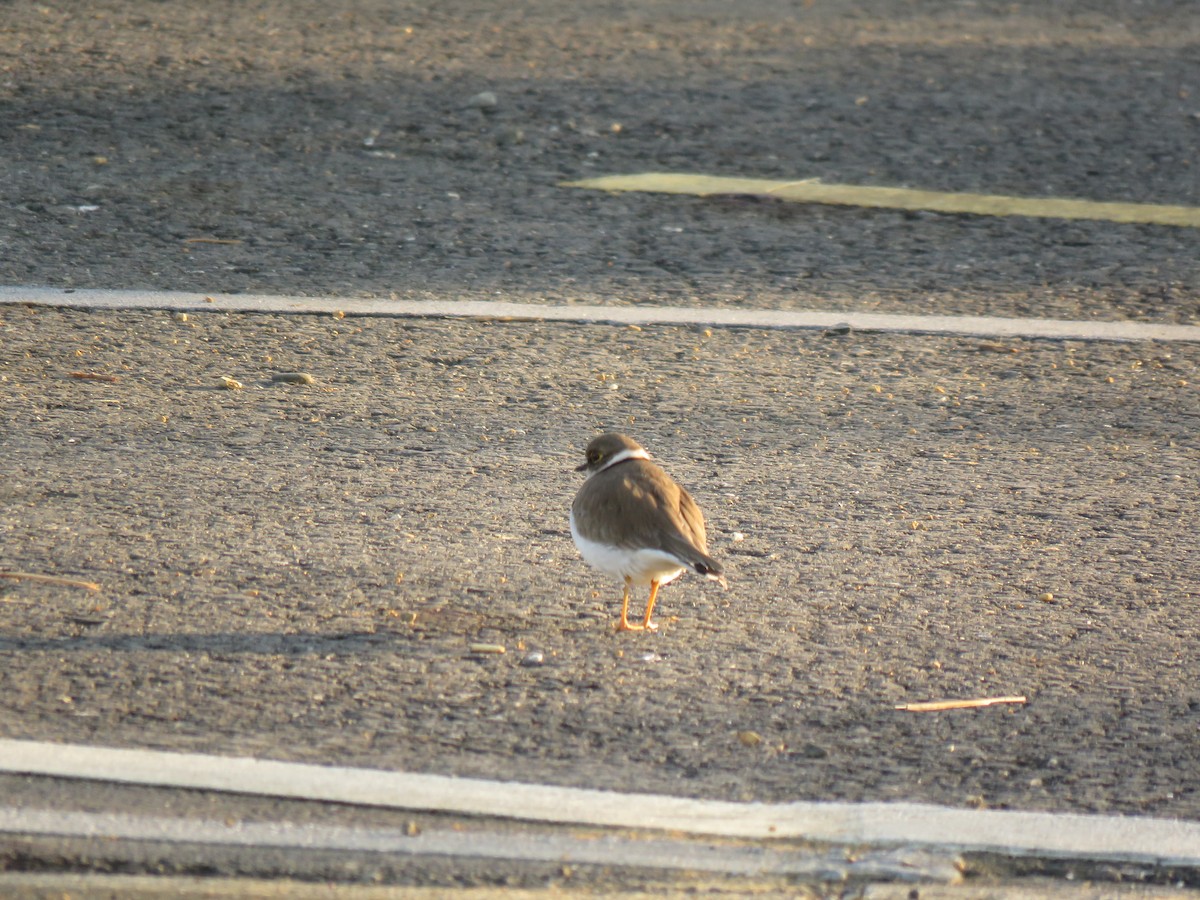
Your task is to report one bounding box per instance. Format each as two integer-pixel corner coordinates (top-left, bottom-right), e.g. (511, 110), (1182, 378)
(2, 304), (1199, 821)
(4, 6), (1200, 890)
(2, 0), (1199, 321)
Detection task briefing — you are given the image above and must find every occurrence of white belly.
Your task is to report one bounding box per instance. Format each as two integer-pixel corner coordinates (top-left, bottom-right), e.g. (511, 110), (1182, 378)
(571, 511), (686, 586)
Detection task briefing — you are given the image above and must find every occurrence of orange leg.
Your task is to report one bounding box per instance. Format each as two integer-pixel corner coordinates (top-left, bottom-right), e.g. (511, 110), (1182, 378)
(640, 580), (661, 632)
(617, 576), (660, 632)
(617, 576), (638, 631)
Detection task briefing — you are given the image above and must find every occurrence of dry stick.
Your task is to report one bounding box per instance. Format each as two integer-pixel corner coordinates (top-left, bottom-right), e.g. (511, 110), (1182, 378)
(895, 696), (1027, 712)
(0, 572), (101, 591)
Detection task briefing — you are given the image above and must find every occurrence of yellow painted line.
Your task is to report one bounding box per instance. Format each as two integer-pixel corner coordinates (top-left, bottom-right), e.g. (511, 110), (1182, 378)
(561, 172), (1200, 227)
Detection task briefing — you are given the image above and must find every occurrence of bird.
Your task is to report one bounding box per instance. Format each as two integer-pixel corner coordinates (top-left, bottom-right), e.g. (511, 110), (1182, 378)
(570, 432), (725, 632)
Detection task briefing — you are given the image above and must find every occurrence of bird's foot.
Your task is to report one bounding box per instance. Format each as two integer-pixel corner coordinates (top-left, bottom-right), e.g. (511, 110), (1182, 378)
(617, 617), (659, 633)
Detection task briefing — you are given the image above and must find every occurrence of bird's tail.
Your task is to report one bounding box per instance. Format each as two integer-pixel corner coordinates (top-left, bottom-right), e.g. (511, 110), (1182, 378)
(692, 555), (728, 589)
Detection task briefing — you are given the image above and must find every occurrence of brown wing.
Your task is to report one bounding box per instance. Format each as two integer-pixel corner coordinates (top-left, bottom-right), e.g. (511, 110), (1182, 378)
(657, 483), (722, 577)
(672, 484), (708, 553)
(602, 460), (722, 577)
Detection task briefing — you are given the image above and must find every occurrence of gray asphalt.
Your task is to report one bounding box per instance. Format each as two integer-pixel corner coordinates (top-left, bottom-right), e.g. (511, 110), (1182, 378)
(3, 301), (1199, 815)
(4, 0), (1200, 325)
(3, 298), (1200, 895)
(4, 0), (1200, 893)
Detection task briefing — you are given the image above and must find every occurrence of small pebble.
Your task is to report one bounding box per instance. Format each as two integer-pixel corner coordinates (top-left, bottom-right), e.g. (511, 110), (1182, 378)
(218, 376), (243, 390)
(466, 90), (498, 110)
(496, 126), (524, 145)
(1039, 592), (1055, 603)
(272, 372), (315, 385)
(737, 730), (763, 747)
(520, 651), (545, 667)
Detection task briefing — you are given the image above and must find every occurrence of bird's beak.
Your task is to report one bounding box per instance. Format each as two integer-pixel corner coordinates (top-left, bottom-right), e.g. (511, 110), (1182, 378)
(575, 461), (589, 472)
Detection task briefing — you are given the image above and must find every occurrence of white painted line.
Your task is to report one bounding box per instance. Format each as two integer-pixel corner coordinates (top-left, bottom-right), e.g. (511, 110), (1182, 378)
(0, 740), (1198, 867)
(2, 285), (1199, 343)
(0, 805), (957, 880)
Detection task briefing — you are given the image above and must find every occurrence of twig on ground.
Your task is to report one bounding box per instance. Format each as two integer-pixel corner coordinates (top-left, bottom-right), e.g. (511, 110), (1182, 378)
(0, 571), (101, 591)
(895, 696), (1026, 712)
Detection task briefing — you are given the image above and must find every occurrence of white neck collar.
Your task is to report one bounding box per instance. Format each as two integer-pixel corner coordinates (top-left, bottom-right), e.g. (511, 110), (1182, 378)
(592, 447), (650, 475)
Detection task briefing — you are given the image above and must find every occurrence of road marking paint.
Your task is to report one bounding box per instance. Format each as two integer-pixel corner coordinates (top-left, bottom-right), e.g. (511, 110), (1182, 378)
(0, 805), (958, 880)
(1, 740), (1198, 866)
(562, 172), (1200, 228)
(2, 286), (1199, 343)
